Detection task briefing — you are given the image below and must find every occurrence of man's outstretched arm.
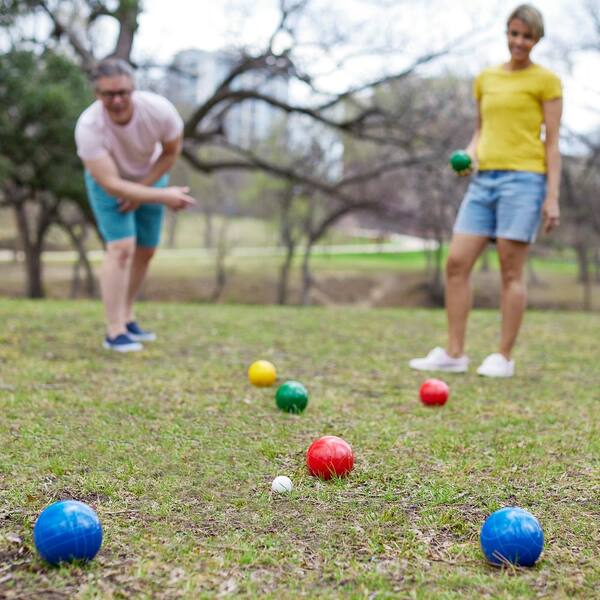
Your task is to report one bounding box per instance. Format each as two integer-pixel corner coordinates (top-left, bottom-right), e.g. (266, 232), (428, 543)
(139, 135), (183, 187)
(83, 153), (195, 211)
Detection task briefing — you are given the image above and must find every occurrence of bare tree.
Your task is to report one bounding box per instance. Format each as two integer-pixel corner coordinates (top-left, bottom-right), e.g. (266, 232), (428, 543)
(559, 151), (600, 310)
(3, 0), (482, 303)
(207, 171), (241, 302)
(0, 25), (97, 297)
(10, 3), (471, 202)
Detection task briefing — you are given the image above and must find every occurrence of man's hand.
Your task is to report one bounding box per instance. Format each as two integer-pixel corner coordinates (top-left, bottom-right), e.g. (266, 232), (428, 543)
(542, 198), (560, 234)
(117, 186), (196, 212)
(162, 186), (197, 211)
(118, 198), (141, 213)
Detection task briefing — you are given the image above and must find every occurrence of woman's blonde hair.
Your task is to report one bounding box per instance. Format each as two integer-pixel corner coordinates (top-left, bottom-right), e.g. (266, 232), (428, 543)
(507, 4), (544, 41)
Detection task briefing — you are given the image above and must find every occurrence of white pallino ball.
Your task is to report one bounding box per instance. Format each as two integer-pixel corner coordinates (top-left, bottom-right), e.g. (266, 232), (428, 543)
(271, 476), (293, 493)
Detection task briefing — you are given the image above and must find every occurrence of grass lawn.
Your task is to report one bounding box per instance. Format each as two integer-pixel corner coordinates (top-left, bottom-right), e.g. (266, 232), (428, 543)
(311, 248), (581, 275)
(0, 300), (598, 598)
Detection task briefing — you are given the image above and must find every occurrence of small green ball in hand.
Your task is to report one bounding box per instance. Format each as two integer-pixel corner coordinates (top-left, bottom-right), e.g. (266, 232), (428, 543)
(449, 150), (472, 173)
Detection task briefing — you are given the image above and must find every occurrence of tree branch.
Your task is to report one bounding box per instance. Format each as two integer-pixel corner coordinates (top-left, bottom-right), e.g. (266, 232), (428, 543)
(38, 0), (96, 71)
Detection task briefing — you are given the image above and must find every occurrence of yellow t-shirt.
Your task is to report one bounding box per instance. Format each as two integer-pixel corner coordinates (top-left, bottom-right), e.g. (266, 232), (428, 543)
(474, 63), (562, 173)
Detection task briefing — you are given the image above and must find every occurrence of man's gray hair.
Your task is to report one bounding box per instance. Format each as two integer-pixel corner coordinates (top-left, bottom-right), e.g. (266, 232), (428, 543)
(91, 58), (135, 83)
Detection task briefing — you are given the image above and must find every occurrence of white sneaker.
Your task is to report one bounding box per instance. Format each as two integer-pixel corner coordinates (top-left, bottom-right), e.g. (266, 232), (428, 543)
(476, 353), (514, 378)
(409, 347), (469, 373)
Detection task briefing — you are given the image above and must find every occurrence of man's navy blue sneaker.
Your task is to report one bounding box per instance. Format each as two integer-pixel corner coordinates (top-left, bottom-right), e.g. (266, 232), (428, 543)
(103, 333), (143, 352)
(126, 321), (157, 342)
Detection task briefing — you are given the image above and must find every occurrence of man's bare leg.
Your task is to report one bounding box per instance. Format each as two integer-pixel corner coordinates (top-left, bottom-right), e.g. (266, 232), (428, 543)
(125, 246), (156, 323)
(101, 237), (136, 338)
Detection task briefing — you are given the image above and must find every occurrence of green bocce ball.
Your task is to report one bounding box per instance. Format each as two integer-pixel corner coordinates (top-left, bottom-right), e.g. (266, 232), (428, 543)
(449, 150), (472, 172)
(275, 381), (309, 414)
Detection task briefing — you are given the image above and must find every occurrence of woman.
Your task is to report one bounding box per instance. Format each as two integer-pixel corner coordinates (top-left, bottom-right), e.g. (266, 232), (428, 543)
(410, 4), (562, 377)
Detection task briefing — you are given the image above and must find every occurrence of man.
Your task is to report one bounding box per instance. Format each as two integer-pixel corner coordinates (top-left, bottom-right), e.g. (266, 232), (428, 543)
(75, 58), (196, 352)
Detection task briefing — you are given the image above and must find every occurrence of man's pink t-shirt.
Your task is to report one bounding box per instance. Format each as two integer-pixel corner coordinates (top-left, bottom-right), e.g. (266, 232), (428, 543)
(75, 91), (184, 181)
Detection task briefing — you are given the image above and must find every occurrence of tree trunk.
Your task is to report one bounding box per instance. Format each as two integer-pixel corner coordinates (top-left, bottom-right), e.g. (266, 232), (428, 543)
(527, 256), (542, 288)
(203, 208), (214, 249)
(583, 278), (593, 312)
(575, 243), (592, 311)
(71, 259), (82, 298)
(300, 243), (314, 306)
(13, 202), (45, 298)
(113, 4), (139, 61)
(209, 218), (230, 302)
(25, 247), (44, 298)
(276, 192), (296, 305)
(575, 242), (588, 284)
(61, 223), (96, 298)
(166, 210), (178, 249)
(277, 243), (295, 305)
(430, 234), (444, 303)
(425, 245), (432, 276)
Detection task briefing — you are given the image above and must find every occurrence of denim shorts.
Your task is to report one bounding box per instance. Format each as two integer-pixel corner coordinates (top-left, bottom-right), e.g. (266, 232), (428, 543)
(453, 170), (547, 243)
(84, 172), (168, 248)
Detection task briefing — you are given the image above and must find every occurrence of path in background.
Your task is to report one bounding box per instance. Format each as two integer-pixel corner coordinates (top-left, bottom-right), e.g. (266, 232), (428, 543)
(0, 234), (436, 264)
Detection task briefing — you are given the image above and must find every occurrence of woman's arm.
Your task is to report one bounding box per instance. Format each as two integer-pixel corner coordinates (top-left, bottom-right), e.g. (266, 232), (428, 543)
(456, 102), (481, 176)
(542, 97), (563, 234)
(465, 101), (482, 162)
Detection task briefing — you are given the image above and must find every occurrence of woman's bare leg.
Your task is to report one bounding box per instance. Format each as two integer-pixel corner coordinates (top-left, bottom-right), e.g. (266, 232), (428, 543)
(496, 238), (530, 359)
(445, 233), (489, 357)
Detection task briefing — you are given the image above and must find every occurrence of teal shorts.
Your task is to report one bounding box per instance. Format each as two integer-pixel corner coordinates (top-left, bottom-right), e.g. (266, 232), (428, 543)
(84, 172), (169, 248)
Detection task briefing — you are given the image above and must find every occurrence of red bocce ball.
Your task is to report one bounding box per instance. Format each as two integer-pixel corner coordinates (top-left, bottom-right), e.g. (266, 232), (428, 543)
(306, 435), (354, 480)
(419, 378), (449, 406)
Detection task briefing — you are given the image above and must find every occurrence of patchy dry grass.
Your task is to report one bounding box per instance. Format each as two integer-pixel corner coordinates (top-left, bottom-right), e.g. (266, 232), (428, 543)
(0, 300), (598, 598)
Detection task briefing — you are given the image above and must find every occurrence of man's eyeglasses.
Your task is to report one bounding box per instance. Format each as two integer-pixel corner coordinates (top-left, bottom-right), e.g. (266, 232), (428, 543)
(98, 89), (133, 100)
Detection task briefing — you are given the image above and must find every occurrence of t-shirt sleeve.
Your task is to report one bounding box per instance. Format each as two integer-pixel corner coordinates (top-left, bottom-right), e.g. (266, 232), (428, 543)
(74, 118), (109, 162)
(540, 72), (562, 101)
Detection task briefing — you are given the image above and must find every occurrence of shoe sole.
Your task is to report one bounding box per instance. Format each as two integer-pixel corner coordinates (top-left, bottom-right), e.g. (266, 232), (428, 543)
(103, 341), (143, 352)
(476, 371), (514, 378)
(409, 363), (468, 373)
(127, 333), (156, 342)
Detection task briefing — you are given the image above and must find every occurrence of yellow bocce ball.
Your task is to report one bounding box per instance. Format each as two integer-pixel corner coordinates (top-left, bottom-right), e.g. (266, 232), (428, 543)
(248, 360), (277, 387)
